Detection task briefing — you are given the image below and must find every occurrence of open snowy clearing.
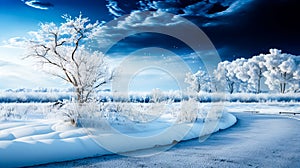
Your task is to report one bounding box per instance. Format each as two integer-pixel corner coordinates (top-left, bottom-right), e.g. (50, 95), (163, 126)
(35, 111), (300, 168)
(1, 102), (300, 167)
(0, 102), (236, 168)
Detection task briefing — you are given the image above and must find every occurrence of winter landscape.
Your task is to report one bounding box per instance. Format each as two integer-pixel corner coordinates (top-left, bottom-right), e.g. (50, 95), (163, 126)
(1, 0), (300, 168)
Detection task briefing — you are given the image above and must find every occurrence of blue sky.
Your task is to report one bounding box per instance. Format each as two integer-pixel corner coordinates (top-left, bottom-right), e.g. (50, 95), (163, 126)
(0, 0), (299, 91)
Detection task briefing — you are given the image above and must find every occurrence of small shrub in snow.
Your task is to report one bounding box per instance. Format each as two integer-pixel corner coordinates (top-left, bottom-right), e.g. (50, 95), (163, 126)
(52, 101), (104, 127)
(130, 102), (166, 123)
(0, 105), (21, 120)
(150, 88), (163, 103)
(0, 104), (47, 121)
(176, 99), (198, 123)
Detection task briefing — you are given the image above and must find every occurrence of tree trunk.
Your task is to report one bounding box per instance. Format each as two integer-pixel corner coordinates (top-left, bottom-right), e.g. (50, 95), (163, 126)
(257, 78), (261, 94)
(197, 84), (201, 93)
(76, 87), (84, 104)
(228, 82), (234, 94)
(256, 69), (262, 94)
(280, 72), (287, 94)
(283, 82), (286, 94)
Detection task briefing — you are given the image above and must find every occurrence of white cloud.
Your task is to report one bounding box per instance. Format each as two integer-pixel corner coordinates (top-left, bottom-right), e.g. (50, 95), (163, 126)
(120, 10), (184, 27)
(22, 0), (53, 10)
(0, 46), (68, 89)
(2, 37), (26, 49)
(106, 0), (125, 17)
(96, 10), (186, 51)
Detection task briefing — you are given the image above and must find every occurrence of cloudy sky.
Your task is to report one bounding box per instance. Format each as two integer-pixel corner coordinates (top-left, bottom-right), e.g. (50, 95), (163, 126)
(0, 0), (299, 91)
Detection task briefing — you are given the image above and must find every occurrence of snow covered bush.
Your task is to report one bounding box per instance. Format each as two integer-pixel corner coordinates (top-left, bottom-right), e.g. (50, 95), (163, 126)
(50, 100), (105, 127)
(119, 102), (165, 123)
(0, 105), (21, 120)
(176, 99), (198, 123)
(150, 88), (164, 103)
(0, 103), (51, 121)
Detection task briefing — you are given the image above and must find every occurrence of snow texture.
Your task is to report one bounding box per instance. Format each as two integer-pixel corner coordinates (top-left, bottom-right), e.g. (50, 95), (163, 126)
(0, 109), (236, 167)
(43, 112), (300, 168)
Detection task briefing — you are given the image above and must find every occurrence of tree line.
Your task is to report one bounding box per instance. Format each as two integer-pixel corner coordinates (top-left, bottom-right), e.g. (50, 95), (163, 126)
(185, 49), (300, 94)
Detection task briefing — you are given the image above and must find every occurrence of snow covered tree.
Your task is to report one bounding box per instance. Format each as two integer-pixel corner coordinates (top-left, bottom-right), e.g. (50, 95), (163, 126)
(263, 49), (297, 94)
(237, 55), (267, 93)
(185, 70), (216, 93)
(229, 58), (248, 93)
(214, 61), (233, 93)
(214, 59), (247, 94)
(291, 64), (300, 93)
(185, 70), (205, 93)
(151, 88), (163, 103)
(26, 14), (111, 103)
(209, 75), (219, 93)
(185, 71), (201, 93)
(247, 55), (267, 93)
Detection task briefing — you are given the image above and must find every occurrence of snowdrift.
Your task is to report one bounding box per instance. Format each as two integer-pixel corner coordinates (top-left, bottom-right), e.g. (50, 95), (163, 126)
(0, 112), (236, 167)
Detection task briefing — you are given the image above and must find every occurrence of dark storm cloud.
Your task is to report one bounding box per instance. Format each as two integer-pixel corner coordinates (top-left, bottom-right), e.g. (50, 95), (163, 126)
(22, 0), (53, 10)
(202, 0), (300, 60)
(105, 0), (252, 26)
(103, 0), (300, 61)
(101, 1), (252, 56)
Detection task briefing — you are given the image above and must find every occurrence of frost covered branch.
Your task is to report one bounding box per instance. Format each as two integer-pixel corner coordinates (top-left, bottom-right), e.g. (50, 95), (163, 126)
(25, 13), (112, 103)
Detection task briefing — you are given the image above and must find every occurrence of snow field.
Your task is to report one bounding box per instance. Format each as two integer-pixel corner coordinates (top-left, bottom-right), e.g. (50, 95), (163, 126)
(0, 102), (236, 167)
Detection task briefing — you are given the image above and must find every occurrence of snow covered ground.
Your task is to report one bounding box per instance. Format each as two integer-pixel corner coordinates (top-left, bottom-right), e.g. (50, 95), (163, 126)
(34, 110), (300, 168)
(1, 102), (300, 167)
(0, 102), (236, 167)
(221, 102), (300, 120)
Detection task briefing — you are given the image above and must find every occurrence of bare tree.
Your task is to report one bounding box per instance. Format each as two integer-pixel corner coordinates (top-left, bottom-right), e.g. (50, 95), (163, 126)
(26, 14), (111, 103)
